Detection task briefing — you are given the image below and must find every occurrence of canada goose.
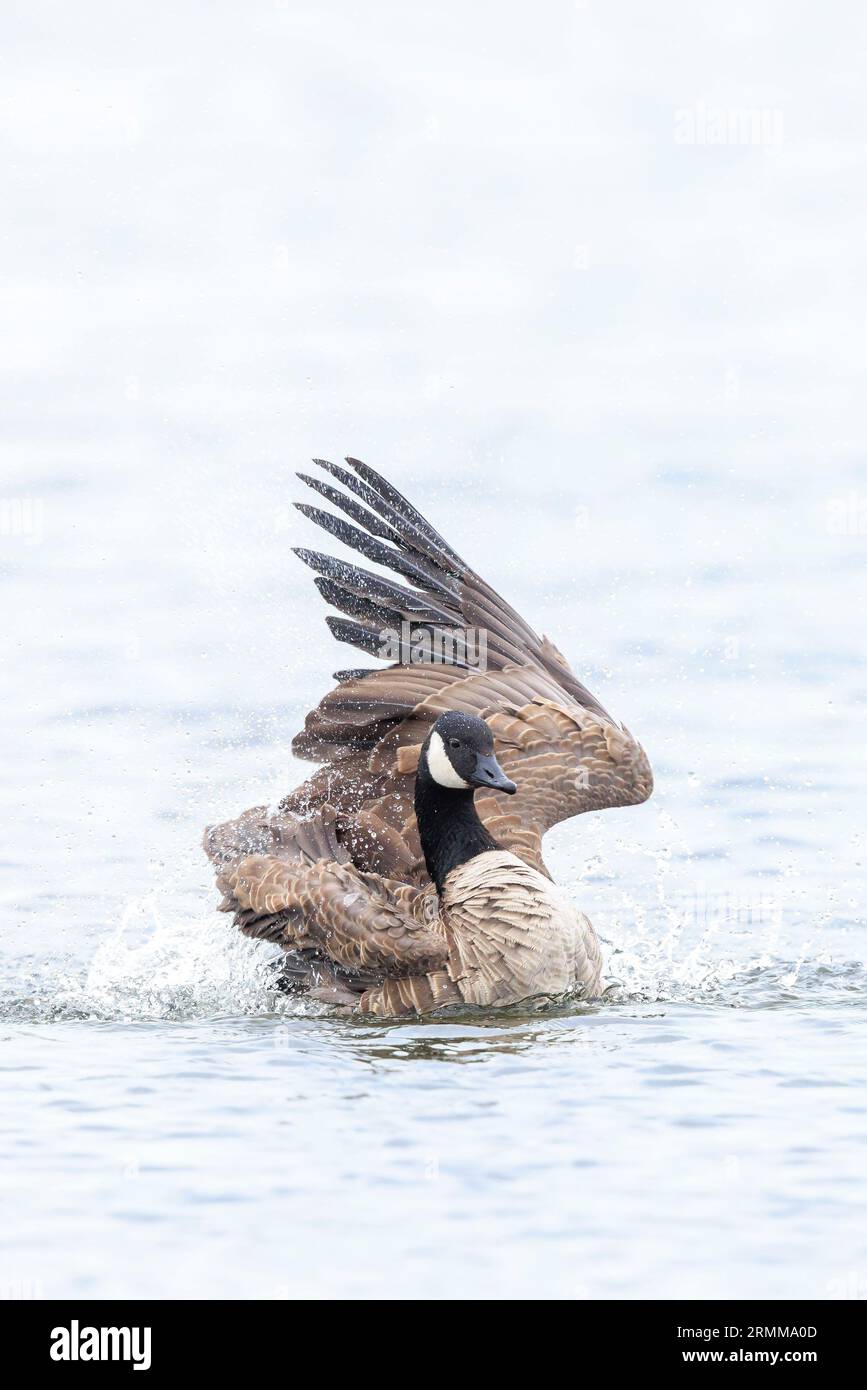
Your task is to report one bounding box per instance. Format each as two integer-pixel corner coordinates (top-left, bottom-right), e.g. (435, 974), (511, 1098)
(204, 458), (652, 1015)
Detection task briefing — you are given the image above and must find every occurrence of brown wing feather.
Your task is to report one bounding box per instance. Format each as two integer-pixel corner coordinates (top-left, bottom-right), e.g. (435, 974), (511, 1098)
(226, 854), (445, 978)
(482, 697), (653, 870)
(356, 971), (463, 1016)
(276, 458), (652, 884)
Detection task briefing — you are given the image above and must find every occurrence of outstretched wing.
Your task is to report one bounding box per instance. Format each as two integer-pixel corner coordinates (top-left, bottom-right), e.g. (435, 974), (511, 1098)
(282, 458), (652, 882)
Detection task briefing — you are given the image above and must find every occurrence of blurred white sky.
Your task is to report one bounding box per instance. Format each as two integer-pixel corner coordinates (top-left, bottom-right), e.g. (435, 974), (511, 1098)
(2, 0), (866, 492)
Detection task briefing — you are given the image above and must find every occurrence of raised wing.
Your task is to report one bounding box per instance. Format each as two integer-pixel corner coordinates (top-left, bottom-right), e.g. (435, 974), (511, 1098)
(282, 459), (652, 883)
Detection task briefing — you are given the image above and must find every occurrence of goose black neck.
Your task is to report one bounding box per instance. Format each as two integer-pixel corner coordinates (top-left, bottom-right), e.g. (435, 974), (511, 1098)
(414, 769), (499, 895)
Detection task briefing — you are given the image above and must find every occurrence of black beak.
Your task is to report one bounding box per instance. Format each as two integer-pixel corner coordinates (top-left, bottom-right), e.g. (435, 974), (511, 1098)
(471, 753), (517, 795)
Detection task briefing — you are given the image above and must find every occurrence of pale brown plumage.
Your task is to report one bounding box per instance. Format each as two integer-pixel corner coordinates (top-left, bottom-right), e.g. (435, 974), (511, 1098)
(203, 457), (652, 1014)
(226, 847), (601, 1016)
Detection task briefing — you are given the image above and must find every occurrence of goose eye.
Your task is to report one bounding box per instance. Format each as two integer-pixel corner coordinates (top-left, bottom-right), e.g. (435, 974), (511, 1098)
(449, 738), (461, 749)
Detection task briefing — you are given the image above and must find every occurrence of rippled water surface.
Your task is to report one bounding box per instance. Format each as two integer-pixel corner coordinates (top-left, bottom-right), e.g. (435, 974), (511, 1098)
(2, 1), (866, 1300)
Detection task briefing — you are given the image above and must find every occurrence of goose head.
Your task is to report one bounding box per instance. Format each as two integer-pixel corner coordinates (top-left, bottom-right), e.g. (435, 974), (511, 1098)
(419, 711), (517, 795)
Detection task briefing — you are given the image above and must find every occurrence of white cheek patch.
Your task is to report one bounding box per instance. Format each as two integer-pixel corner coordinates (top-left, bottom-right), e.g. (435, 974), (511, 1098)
(426, 730), (470, 789)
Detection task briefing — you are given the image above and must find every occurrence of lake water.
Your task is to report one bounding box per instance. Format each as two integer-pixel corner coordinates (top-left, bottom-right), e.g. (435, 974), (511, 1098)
(2, 1), (866, 1301)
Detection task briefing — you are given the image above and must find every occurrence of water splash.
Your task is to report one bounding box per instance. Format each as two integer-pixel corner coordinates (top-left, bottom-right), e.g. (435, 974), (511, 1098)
(3, 874), (861, 1025)
(2, 891), (302, 1024)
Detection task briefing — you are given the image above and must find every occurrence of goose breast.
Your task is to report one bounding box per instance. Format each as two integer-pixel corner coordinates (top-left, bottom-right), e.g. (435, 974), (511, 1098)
(441, 850), (603, 1007)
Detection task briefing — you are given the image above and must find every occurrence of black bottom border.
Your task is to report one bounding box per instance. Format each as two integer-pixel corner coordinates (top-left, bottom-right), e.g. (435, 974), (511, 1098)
(1, 1298), (860, 1374)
